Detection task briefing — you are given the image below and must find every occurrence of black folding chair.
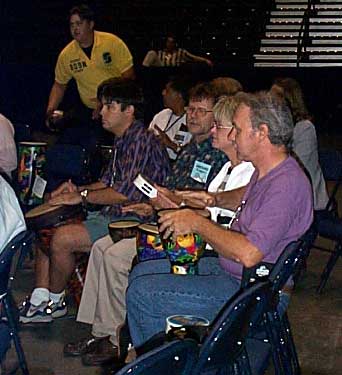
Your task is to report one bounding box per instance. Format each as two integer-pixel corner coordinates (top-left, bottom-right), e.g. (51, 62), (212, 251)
(314, 149), (342, 292)
(114, 339), (198, 375)
(191, 281), (272, 375)
(0, 230), (35, 374)
(243, 238), (311, 375)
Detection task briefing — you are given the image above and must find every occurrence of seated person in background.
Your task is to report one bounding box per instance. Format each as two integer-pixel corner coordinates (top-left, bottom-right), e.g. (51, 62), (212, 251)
(143, 33), (212, 67)
(45, 4), (134, 149)
(211, 76), (243, 98)
(0, 113), (17, 180)
(270, 77), (329, 211)
(19, 79), (170, 324)
(126, 91), (313, 349)
(0, 175), (26, 254)
(149, 76), (193, 160)
(63, 82), (227, 367)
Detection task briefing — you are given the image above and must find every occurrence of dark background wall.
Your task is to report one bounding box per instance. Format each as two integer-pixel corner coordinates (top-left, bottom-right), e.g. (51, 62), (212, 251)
(0, 0), (341, 134)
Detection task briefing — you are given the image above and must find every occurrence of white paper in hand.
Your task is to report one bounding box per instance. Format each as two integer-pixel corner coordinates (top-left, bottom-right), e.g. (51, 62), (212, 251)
(134, 174), (158, 198)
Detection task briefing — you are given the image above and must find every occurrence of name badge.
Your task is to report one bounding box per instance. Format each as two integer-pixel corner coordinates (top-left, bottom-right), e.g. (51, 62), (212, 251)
(174, 130), (191, 146)
(190, 161), (212, 184)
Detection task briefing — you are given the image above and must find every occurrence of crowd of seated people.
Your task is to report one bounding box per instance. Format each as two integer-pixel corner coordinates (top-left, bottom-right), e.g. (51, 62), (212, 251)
(0, 3), (331, 374)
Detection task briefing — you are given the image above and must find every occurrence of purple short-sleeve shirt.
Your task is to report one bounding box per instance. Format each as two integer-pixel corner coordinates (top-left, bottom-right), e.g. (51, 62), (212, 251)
(219, 156), (313, 280)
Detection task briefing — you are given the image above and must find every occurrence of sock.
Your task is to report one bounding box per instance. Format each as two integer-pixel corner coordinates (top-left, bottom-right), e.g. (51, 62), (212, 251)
(49, 290), (65, 304)
(30, 288), (49, 306)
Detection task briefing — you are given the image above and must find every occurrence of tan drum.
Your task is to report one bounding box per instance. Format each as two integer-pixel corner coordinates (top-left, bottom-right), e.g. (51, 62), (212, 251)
(25, 202), (87, 305)
(25, 202), (85, 254)
(158, 209), (209, 275)
(136, 223), (166, 262)
(108, 220), (140, 243)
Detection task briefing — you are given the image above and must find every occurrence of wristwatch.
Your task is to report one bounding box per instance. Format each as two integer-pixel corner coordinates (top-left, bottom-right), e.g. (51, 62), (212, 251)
(80, 189), (89, 208)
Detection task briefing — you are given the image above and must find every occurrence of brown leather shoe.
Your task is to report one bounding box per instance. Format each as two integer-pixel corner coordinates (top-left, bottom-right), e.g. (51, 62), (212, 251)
(81, 338), (121, 366)
(64, 336), (109, 357)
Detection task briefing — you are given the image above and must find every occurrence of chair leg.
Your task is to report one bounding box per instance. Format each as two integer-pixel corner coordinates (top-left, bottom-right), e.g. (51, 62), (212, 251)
(280, 313), (301, 375)
(317, 242), (342, 293)
(3, 296), (30, 375)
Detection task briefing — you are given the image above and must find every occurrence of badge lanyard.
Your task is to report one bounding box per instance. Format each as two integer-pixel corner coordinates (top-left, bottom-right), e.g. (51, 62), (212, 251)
(164, 112), (185, 133)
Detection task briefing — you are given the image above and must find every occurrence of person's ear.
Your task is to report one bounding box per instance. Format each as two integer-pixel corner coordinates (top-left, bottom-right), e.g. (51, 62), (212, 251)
(90, 20), (95, 30)
(124, 105), (134, 115)
(258, 123), (269, 141)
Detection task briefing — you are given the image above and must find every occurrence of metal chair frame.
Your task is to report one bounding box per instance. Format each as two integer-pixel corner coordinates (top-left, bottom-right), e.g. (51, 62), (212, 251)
(0, 230), (35, 374)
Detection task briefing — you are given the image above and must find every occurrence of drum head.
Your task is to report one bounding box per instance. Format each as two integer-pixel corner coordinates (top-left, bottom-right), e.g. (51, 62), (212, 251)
(109, 221), (140, 229)
(138, 223), (159, 234)
(25, 202), (61, 218)
(19, 141), (47, 146)
(25, 203), (84, 230)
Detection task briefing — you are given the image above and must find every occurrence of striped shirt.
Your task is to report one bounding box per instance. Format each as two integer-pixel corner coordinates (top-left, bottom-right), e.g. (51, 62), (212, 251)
(157, 48), (192, 67)
(101, 120), (170, 219)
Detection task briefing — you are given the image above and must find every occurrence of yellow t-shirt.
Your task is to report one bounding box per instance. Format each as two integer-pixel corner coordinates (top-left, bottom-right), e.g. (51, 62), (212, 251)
(55, 31), (133, 109)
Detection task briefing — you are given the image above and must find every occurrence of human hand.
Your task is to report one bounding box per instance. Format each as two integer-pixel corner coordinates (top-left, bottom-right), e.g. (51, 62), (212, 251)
(158, 209), (200, 239)
(49, 191), (82, 206)
(175, 190), (216, 208)
(51, 179), (78, 198)
(46, 109), (63, 130)
(151, 185), (181, 210)
(154, 125), (177, 150)
(121, 202), (154, 216)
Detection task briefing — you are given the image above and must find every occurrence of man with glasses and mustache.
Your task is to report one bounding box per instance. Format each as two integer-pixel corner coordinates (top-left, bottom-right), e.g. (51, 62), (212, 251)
(126, 91), (313, 350)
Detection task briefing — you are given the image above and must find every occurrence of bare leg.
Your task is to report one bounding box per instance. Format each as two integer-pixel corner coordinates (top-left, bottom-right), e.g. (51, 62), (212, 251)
(49, 223), (92, 293)
(34, 246), (51, 289)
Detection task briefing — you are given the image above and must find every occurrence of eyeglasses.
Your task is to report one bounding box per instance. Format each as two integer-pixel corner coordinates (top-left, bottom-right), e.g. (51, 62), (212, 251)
(185, 106), (213, 117)
(213, 120), (233, 130)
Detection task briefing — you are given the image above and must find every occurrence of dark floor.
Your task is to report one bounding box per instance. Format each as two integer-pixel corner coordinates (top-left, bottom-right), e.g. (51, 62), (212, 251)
(1, 234), (340, 375)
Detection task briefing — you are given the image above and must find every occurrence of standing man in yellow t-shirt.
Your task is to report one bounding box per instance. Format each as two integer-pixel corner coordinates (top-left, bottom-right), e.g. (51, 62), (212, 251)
(46, 4), (135, 145)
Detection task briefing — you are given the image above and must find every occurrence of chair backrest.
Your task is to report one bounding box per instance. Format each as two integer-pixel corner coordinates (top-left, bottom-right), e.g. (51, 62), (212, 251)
(319, 149), (342, 211)
(0, 230), (35, 295)
(268, 240), (304, 293)
(115, 339), (198, 375)
(192, 280), (271, 375)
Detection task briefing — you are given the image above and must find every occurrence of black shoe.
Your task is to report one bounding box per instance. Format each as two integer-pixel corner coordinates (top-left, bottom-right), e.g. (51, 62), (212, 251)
(64, 336), (109, 357)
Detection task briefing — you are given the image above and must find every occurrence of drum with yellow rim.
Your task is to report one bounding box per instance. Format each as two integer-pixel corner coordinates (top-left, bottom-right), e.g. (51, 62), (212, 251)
(136, 223), (166, 262)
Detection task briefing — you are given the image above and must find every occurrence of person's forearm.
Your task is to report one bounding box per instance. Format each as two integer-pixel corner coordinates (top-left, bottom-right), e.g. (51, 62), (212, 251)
(193, 215), (263, 267)
(214, 186), (246, 211)
(46, 81), (67, 113)
(87, 187), (128, 206)
(78, 181), (107, 192)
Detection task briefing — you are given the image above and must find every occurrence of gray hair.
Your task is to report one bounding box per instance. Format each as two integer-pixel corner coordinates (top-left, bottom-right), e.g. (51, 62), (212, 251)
(235, 91), (293, 148)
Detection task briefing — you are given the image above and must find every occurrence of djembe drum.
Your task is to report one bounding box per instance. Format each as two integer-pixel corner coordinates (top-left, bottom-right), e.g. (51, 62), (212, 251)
(158, 209), (210, 275)
(18, 141), (47, 206)
(25, 202), (87, 305)
(136, 223), (167, 262)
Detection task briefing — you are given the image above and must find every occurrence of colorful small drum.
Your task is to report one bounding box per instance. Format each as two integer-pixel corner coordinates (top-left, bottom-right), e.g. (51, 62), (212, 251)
(136, 224), (166, 262)
(108, 220), (140, 243)
(25, 202), (87, 305)
(158, 209), (209, 275)
(18, 142), (47, 206)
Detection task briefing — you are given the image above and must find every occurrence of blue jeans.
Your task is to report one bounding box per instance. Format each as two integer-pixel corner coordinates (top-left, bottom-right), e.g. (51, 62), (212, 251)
(126, 257), (241, 347)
